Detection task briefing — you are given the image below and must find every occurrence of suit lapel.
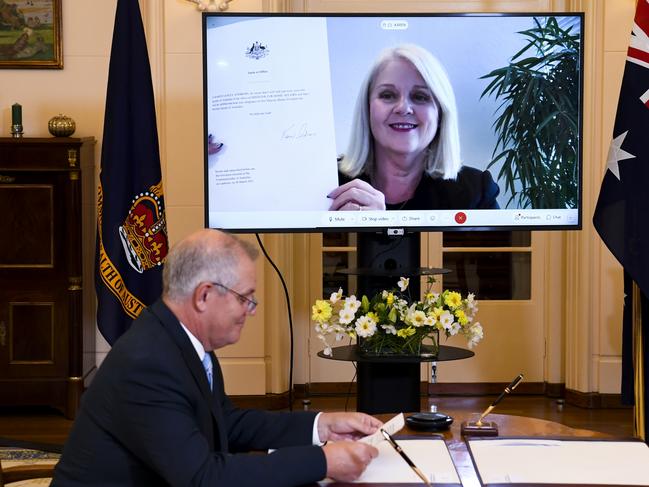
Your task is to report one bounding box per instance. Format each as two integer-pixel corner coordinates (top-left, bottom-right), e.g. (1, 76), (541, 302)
(147, 300), (227, 451)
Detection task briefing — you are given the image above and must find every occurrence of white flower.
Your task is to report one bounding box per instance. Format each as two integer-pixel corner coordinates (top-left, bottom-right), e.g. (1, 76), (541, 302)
(330, 288), (343, 304)
(466, 293), (479, 313)
(312, 279), (483, 353)
(355, 315), (377, 338)
(315, 322), (330, 334)
(449, 321), (461, 336)
(381, 324), (397, 335)
(339, 307), (355, 325)
(398, 277), (410, 291)
(467, 323), (484, 348)
(344, 296), (362, 313)
(410, 310), (427, 327)
(317, 334), (332, 355)
(439, 311), (454, 331)
(395, 299), (409, 314)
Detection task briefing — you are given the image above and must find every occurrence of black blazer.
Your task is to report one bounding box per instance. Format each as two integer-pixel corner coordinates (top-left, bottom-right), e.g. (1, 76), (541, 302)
(339, 165), (500, 210)
(52, 300), (326, 486)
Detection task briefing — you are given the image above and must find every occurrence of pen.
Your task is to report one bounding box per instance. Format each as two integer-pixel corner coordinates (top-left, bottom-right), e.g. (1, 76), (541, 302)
(380, 429), (431, 486)
(476, 373), (524, 425)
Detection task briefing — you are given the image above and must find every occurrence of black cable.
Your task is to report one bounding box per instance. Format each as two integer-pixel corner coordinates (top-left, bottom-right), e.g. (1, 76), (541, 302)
(344, 337), (357, 412)
(255, 234), (294, 411)
(344, 369), (358, 412)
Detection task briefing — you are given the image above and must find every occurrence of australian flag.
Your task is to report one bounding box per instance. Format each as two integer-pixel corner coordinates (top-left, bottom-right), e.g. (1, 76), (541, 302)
(95, 0), (169, 345)
(593, 0), (649, 441)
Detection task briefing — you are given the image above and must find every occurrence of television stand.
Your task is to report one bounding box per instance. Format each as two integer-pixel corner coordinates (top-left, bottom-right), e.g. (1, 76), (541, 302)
(334, 231), (458, 413)
(346, 231), (447, 297)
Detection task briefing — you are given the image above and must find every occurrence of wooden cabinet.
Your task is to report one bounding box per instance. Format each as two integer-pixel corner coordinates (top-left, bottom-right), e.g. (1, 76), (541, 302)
(0, 137), (95, 418)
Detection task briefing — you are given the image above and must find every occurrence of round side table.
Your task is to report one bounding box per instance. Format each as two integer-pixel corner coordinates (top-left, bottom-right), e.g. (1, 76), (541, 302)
(317, 345), (474, 414)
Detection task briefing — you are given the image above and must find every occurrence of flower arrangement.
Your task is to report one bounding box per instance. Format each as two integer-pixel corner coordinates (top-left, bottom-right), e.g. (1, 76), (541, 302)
(312, 277), (484, 357)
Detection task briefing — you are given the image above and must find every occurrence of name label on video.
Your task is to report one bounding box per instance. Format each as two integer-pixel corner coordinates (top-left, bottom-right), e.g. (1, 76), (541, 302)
(381, 19), (409, 30)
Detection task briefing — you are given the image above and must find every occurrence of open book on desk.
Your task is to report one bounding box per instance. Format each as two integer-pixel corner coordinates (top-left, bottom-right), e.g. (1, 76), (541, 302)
(320, 437), (461, 485)
(467, 437), (649, 486)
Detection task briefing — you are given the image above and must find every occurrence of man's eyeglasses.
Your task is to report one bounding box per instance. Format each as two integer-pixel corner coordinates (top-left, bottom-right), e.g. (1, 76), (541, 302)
(211, 282), (258, 313)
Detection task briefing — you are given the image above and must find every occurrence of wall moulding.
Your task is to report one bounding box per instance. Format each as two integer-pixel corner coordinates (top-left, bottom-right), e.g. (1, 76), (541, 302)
(287, 0), (583, 14)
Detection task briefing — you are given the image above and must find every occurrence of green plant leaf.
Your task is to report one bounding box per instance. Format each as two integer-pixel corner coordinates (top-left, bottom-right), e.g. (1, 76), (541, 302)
(479, 16), (579, 209)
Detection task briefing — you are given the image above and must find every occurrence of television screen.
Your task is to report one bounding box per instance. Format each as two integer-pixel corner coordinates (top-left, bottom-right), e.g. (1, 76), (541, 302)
(203, 13), (583, 233)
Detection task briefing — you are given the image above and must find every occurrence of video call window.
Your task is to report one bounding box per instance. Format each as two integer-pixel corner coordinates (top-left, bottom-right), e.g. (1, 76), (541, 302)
(204, 13), (583, 233)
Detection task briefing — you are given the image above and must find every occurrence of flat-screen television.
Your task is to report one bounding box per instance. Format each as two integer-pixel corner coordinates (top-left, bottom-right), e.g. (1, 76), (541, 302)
(203, 12), (583, 233)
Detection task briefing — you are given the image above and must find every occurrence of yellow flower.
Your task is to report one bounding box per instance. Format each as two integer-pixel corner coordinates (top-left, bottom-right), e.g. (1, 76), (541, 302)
(366, 312), (379, 322)
(444, 291), (462, 308)
(455, 309), (469, 325)
(397, 327), (416, 338)
(311, 299), (332, 323)
(312, 278), (483, 353)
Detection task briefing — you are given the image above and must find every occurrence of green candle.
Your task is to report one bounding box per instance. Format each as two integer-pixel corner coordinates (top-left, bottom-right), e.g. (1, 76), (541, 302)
(12, 103), (22, 125)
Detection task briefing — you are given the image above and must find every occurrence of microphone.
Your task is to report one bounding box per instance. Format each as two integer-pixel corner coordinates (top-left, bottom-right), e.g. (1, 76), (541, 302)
(461, 373), (524, 436)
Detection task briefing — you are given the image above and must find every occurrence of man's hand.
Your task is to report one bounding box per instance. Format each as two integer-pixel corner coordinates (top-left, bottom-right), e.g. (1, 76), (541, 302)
(322, 441), (379, 482)
(318, 412), (383, 442)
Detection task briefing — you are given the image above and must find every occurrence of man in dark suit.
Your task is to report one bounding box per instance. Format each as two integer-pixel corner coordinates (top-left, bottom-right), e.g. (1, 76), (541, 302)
(53, 229), (380, 486)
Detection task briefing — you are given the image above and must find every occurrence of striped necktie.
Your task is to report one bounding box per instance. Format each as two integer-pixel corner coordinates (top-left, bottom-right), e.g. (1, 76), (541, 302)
(202, 353), (213, 391)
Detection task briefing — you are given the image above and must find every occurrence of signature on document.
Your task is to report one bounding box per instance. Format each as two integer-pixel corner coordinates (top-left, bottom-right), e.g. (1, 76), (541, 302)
(280, 123), (316, 140)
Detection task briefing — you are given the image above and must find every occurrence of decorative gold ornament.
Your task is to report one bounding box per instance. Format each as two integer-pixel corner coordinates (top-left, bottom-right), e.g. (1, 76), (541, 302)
(48, 114), (76, 137)
(187, 0), (234, 11)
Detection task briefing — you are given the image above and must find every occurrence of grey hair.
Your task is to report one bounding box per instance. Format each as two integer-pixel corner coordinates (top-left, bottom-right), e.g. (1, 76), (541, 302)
(339, 44), (461, 180)
(162, 230), (258, 300)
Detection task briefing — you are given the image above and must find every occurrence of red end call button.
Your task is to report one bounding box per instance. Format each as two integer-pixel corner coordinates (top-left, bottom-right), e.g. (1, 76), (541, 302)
(454, 212), (467, 224)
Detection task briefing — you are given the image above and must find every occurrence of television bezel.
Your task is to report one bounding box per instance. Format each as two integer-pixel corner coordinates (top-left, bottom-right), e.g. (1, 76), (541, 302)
(202, 11), (584, 234)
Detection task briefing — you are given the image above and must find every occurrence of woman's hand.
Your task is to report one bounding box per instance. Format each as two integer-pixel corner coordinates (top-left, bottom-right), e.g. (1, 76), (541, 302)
(207, 134), (223, 155)
(327, 179), (386, 211)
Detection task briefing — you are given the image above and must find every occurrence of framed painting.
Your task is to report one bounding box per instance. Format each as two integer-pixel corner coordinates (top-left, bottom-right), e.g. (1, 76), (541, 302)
(0, 0), (62, 69)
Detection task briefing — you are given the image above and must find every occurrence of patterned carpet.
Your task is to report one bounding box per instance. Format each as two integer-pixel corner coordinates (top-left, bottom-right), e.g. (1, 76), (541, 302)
(0, 447), (60, 486)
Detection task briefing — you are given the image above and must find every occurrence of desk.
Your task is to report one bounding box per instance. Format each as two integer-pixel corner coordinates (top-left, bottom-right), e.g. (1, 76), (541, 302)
(325, 411), (605, 487)
(318, 345), (474, 414)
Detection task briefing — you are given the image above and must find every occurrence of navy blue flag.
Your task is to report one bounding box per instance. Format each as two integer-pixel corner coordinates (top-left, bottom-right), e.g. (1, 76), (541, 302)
(593, 0), (649, 440)
(95, 0), (169, 345)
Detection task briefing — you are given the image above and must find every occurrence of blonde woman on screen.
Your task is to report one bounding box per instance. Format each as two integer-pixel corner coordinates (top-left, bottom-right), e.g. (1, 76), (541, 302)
(328, 44), (499, 211)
